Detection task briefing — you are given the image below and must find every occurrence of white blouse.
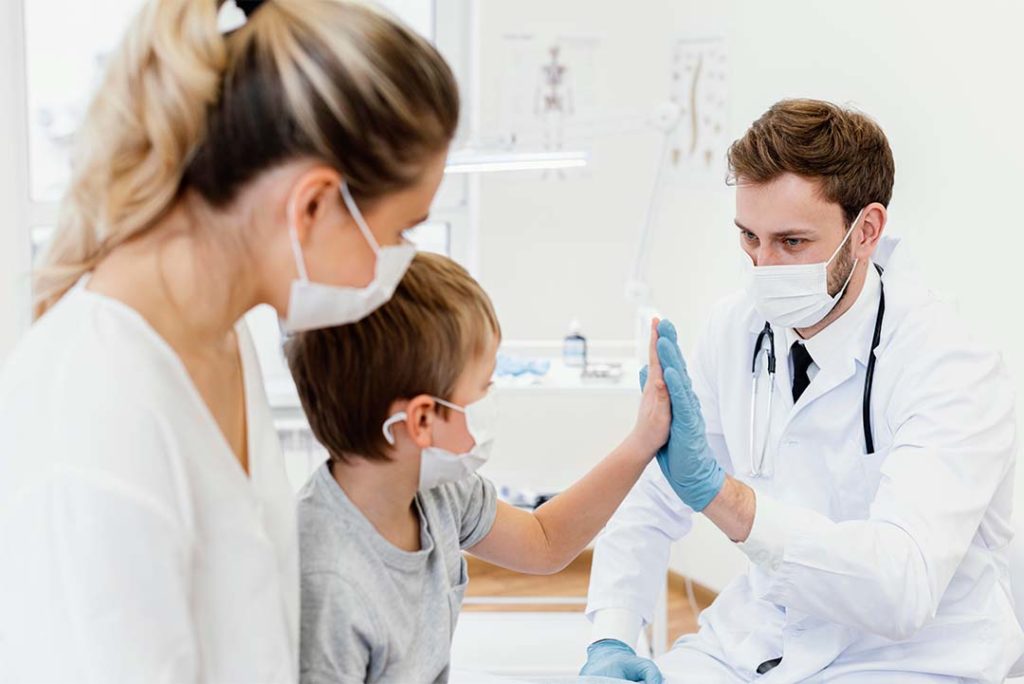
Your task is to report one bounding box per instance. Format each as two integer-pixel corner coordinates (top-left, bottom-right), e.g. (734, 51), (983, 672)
(0, 284), (298, 683)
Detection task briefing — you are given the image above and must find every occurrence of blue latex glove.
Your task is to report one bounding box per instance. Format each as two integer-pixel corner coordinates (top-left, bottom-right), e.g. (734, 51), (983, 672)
(580, 639), (663, 684)
(639, 319), (725, 512)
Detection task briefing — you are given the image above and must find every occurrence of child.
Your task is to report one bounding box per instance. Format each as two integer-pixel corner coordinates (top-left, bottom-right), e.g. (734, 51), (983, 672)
(287, 252), (670, 683)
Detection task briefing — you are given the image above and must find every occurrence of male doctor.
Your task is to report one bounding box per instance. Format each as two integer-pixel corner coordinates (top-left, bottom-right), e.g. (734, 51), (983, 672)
(581, 99), (1023, 682)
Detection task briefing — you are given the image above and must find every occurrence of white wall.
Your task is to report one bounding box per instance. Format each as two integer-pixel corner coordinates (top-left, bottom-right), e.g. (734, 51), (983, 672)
(378, 0), (434, 39)
(472, 0), (1024, 591)
(475, 1), (684, 344)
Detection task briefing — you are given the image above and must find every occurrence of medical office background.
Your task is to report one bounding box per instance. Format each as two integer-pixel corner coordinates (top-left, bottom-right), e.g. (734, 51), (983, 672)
(2, 0), (1023, 673)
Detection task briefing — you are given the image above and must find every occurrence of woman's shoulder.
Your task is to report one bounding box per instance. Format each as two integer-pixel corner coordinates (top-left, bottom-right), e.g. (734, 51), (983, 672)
(0, 288), (197, 496)
(4, 287), (187, 403)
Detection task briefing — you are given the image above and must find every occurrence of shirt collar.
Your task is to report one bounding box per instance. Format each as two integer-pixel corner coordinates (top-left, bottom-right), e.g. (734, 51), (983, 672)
(784, 263), (881, 371)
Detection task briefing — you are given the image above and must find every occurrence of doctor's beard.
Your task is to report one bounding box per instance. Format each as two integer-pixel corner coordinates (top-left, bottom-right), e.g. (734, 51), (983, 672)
(827, 237), (857, 298)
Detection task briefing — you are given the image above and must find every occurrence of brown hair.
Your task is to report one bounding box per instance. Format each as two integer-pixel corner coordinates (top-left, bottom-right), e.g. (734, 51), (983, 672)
(285, 252), (501, 462)
(34, 0), (459, 318)
(727, 99), (895, 223)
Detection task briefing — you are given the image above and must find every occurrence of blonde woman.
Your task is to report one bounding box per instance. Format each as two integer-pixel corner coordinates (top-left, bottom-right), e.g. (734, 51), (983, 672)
(0, 0), (458, 681)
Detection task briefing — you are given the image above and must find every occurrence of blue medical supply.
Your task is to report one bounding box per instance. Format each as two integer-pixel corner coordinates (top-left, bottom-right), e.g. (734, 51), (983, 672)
(498, 485), (559, 510)
(579, 639), (663, 684)
(640, 319), (725, 512)
(495, 353), (551, 378)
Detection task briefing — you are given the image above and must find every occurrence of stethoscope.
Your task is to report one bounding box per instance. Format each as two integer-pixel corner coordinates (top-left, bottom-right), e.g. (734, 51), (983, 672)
(748, 267), (886, 478)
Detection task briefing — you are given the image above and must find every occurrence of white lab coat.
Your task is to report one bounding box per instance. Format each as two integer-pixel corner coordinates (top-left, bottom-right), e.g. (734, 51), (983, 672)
(0, 284), (299, 683)
(587, 238), (1023, 682)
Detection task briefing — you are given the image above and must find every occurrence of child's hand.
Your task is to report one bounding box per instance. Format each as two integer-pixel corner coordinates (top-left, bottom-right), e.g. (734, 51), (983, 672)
(628, 318), (672, 458)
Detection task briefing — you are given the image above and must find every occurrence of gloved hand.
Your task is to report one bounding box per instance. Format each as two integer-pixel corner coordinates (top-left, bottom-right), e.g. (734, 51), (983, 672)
(579, 639), (664, 684)
(639, 319), (725, 512)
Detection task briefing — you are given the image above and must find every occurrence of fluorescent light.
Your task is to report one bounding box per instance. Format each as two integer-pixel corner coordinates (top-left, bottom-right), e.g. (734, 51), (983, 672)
(445, 150), (589, 174)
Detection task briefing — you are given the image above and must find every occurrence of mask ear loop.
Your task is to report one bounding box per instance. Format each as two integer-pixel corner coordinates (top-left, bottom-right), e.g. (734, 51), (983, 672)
(385, 398), (469, 446)
(431, 396), (467, 413)
(826, 208), (866, 266)
(382, 411), (409, 446)
(340, 182), (382, 255)
(828, 208), (867, 297)
(287, 195), (310, 282)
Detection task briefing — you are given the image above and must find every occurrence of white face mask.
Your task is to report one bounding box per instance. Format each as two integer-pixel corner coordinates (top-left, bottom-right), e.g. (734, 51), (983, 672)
(282, 182), (416, 333)
(744, 208), (864, 330)
(381, 392), (497, 491)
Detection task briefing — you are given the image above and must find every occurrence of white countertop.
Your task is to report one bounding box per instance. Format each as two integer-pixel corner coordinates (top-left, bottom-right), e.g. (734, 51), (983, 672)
(267, 357), (641, 416)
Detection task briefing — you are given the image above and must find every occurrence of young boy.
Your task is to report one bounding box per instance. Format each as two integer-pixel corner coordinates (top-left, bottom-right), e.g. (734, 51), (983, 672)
(287, 252), (670, 683)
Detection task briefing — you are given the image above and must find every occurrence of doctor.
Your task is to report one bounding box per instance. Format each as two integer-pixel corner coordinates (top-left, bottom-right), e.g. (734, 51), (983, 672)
(581, 99), (1023, 682)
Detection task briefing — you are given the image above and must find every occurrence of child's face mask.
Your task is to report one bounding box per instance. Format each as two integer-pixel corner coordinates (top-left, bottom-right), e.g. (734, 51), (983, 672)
(382, 392), (497, 491)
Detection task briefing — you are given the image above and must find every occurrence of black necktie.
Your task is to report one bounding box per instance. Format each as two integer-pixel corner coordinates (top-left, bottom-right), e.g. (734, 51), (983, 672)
(791, 342), (814, 402)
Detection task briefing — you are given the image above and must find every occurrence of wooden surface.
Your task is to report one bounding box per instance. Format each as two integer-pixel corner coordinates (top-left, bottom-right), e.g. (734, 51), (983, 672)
(464, 550), (716, 649)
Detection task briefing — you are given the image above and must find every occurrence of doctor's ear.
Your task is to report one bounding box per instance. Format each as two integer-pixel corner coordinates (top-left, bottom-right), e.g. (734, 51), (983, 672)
(854, 203), (888, 259)
(401, 395), (437, 449)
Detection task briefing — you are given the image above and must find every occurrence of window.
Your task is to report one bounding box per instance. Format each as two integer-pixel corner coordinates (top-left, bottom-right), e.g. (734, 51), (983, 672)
(10, 1), (147, 331)
(25, 0), (146, 203)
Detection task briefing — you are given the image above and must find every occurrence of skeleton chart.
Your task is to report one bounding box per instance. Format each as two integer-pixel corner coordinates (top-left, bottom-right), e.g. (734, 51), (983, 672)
(668, 37), (729, 175)
(491, 33), (728, 182)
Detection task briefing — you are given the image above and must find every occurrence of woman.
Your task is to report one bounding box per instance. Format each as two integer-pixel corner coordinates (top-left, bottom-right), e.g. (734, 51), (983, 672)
(0, 0), (458, 681)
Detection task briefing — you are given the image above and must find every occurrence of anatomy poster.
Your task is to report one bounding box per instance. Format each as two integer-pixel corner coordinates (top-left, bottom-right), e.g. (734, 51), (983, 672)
(496, 32), (603, 175)
(668, 37), (729, 178)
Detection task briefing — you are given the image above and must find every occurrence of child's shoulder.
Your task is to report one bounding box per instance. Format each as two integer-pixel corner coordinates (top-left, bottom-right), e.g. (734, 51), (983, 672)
(296, 463), (348, 523)
(419, 473), (494, 513)
(296, 464), (374, 571)
(418, 474), (498, 550)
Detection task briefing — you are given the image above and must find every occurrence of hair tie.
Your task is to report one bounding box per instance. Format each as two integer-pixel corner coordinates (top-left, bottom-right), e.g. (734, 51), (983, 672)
(236, 0), (266, 18)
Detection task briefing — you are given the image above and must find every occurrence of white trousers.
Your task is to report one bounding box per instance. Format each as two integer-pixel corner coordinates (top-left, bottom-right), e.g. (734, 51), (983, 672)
(656, 632), (967, 684)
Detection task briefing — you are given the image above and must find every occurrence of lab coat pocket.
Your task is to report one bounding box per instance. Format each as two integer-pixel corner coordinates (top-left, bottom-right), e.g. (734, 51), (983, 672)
(834, 446), (888, 520)
(448, 554), (470, 636)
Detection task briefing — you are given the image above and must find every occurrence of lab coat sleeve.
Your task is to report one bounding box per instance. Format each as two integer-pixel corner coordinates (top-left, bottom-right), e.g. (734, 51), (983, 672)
(739, 310), (1016, 641)
(586, 315), (730, 647)
(586, 462), (697, 647)
(48, 467), (199, 683)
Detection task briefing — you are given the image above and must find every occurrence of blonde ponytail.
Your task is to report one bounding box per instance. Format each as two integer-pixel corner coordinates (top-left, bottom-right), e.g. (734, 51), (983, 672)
(34, 0), (227, 318)
(34, 0), (459, 320)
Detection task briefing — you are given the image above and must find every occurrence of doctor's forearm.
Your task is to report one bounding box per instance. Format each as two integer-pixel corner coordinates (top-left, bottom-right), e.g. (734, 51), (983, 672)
(702, 476), (755, 542)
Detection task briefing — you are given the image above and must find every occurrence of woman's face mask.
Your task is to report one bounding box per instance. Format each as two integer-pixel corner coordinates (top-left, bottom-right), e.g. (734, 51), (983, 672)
(281, 182), (416, 333)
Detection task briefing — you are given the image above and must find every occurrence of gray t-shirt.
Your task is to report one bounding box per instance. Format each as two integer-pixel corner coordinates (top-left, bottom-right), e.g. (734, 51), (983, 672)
(298, 462), (498, 684)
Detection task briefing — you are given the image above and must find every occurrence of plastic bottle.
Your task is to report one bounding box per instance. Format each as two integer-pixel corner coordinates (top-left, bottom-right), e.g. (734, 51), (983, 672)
(563, 319), (588, 369)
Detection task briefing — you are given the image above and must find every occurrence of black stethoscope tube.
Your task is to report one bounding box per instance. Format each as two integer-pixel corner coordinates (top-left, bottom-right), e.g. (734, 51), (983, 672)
(752, 268), (885, 456)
